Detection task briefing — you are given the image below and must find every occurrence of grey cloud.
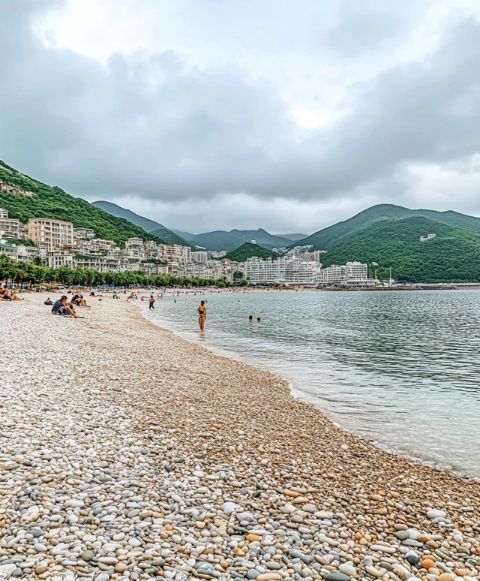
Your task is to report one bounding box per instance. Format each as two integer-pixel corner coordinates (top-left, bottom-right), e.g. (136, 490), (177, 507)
(323, 9), (400, 55)
(0, 0), (480, 228)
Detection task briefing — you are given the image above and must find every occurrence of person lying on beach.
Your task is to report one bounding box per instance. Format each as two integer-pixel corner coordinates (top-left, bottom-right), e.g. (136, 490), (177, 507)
(52, 296), (78, 317)
(0, 288), (20, 301)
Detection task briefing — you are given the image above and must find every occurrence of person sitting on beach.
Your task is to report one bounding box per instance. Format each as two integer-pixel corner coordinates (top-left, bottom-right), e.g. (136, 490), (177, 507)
(11, 292), (23, 301)
(52, 295), (78, 317)
(71, 293), (81, 306)
(44, 297), (53, 305)
(71, 294), (88, 307)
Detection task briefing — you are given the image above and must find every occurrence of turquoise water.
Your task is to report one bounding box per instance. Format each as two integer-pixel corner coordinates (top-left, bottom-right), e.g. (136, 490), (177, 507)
(141, 289), (480, 479)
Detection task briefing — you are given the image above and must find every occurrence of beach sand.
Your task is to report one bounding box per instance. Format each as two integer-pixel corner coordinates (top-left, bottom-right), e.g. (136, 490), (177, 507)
(0, 295), (479, 581)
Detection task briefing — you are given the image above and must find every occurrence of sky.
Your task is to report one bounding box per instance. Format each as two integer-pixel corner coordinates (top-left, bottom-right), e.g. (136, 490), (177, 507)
(1, 0), (480, 234)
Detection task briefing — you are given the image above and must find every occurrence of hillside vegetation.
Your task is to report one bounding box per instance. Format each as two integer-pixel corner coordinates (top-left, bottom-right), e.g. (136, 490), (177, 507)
(298, 204), (480, 250)
(322, 216), (480, 282)
(0, 161), (167, 246)
(225, 242), (279, 262)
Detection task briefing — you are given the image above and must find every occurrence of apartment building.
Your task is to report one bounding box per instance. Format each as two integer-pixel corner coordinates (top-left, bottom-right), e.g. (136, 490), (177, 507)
(192, 251), (208, 263)
(125, 237), (144, 249)
(317, 261), (368, 286)
(82, 238), (117, 252)
(158, 244), (192, 264)
(0, 209), (26, 239)
(27, 218), (74, 250)
(73, 227), (95, 240)
(47, 251), (74, 269)
(0, 241), (38, 262)
(243, 257), (285, 284)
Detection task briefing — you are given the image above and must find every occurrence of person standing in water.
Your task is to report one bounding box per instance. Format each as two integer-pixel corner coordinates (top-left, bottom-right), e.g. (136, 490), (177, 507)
(149, 295), (155, 310)
(198, 300), (207, 332)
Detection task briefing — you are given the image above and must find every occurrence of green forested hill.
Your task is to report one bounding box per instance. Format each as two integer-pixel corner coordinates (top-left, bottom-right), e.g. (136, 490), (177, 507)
(298, 204), (480, 250)
(225, 242), (279, 262)
(0, 161), (167, 245)
(322, 216), (480, 282)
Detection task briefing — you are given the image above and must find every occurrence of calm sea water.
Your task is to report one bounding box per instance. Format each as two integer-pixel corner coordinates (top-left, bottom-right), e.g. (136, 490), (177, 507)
(141, 289), (480, 479)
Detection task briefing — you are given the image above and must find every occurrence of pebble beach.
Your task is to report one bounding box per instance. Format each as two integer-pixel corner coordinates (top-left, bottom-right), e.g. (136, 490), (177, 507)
(1, 295), (479, 581)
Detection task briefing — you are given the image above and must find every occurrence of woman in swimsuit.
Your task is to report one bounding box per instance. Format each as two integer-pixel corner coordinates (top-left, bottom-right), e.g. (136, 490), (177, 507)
(197, 300), (207, 332)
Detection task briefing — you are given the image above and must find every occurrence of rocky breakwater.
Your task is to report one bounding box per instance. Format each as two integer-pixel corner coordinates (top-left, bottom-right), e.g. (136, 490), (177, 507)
(0, 295), (479, 581)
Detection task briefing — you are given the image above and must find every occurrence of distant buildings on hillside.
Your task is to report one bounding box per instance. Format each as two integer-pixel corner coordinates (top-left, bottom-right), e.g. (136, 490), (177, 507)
(0, 208), (373, 286)
(0, 209), (234, 282)
(420, 233), (436, 242)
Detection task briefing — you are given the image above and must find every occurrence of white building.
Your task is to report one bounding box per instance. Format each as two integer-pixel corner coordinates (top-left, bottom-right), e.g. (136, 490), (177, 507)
(0, 241), (39, 262)
(73, 227), (95, 240)
(242, 257), (285, 284)
(158, 244), (192, 265)
(192, 251), (208, 263)
(125, 237), (144, 249)
(285, 259), (320, 285)
(346, 261), (368, 284)
(84, 238), (117, 252)
(420, 233), (436, 242)
(242, 256), (321, 286)
(48, 251), (74, 269)
(27, 218), (74, 250)
(0, 209), (26, 239)
(317, 261), (368, 286)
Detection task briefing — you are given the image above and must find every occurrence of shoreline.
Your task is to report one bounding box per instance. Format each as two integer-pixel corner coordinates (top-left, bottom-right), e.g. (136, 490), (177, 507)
(1, 295), (479, 581)
(136, 295), (478, 482)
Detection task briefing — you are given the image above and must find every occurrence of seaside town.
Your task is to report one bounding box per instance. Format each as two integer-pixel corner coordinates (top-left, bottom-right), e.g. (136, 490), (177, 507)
(0, 209), (371, 287)
(2, 3), (480, 581)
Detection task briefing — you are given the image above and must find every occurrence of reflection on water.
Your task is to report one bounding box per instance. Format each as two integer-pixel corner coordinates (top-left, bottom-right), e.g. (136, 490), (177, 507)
(143, 290), (480, 479)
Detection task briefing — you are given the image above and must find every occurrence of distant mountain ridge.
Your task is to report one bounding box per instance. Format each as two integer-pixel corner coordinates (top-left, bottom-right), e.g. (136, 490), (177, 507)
(184, 228), (293, 251)
(93, 201), (188, 246)
(297, 204), (480, 250)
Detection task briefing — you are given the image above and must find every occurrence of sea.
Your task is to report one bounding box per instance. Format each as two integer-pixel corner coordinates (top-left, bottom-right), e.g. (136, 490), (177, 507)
(141, 289), (480, 480)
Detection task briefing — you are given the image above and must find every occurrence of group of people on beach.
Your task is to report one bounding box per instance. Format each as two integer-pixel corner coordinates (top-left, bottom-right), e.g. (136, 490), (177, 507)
(46, 292), (90, 317)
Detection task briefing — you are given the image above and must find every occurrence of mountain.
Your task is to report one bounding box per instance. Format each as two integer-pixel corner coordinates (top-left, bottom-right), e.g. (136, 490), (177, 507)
(278, 233), (308, 241)
(322, 216), (480, 282)
(93, 200), (188, 245)
(187, 228), (292, 250)
(0, 161), (167, 245)
(297, 204), (480, 250)
(172, 229), (197, 242)
(225, 242), (279, 262)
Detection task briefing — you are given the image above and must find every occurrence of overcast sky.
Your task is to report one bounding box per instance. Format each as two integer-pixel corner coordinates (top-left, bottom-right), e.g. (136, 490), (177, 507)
(1, 0), (480, 234)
